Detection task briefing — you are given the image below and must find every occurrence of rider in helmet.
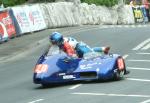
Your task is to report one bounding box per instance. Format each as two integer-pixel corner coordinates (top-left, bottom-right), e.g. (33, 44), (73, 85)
(50, 32), (110, 58)
(50, 32), (78, 57)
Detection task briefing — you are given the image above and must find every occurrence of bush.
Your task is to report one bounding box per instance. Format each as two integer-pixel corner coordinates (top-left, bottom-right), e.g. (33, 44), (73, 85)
(81, 0), (118, 7)
(0, 0), (27, 7)
(0, 0), (118, 7)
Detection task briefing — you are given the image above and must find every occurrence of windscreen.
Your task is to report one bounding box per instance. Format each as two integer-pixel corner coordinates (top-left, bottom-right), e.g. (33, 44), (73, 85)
(47, 45), (60, 56)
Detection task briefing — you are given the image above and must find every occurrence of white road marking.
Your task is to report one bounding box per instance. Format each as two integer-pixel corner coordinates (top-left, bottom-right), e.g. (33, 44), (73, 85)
(132, 38), (150, 50)
(140, 99), (150, 103)
(142, 43), (150, 50)
(128, 60), (150, 62)
(117, 25), (122, 28)
(72, 92), (150, 98)
(69, 84), (82, 90)
(123, 54), (129, 59)
(127, 67), (150, 71)
(136, 53), (150, 55)
(137, 25), (142, 28)
(124, 25), (129, 28)
(28, 99), (44, 103)
(127, 78), (150, 82)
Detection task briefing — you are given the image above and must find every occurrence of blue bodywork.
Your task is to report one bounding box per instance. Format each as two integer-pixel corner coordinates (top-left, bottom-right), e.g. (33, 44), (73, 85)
(33, 47), (125, 85)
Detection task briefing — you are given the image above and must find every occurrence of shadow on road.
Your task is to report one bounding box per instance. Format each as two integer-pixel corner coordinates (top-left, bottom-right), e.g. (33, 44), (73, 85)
(33, 78), (126, 90)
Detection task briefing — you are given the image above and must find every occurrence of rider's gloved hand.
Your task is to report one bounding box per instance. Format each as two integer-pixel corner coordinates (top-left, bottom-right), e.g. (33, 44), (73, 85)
(103, 46), (110, 54)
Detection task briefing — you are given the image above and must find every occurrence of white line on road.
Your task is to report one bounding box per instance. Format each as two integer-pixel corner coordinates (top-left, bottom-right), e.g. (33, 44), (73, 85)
(132, 38), (150, 50)
(127, 67), (150, 71)
(72, 92), (150, 98)
(28, 99), (44, 103)
(142, 43), (150, 50)
(127, 78), (150, 82)
(128, 60), (150, 62)
(123, 54), (129, 59)
(140, 99), (150, 103)
(136, 53), (150, 55)
(69, 84), (82, 90)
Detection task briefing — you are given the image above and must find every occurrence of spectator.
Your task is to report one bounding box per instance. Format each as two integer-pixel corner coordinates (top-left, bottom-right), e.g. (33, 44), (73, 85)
(142, 0), (150, 21)
(130, 0), (136, 7)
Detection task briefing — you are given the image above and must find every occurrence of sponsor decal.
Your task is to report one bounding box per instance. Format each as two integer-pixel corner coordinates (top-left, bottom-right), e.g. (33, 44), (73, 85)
(29, 10), (42, 25)
(80, 62), (101, 70)
(0, 22), (7, 38)
(34, 64), (48, 74)
(16, 12), (29, 27)
(63, 75), (75, 79)
(0, 11), (16, 38)
(80, 65), (92, 70)
(58, 73), (66, 76)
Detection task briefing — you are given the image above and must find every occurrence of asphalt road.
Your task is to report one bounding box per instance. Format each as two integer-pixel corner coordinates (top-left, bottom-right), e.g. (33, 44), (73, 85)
(0, 25), (150, 103)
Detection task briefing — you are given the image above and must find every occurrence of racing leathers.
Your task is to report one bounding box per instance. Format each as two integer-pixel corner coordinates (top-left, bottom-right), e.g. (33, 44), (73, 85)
(55, 37), (110, 58)
(58, 37), (78, 57)
(75, 42), (110, 58)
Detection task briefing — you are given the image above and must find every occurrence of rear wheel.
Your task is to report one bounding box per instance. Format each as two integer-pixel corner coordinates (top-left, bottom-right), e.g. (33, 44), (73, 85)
(114, 57), (126, 80)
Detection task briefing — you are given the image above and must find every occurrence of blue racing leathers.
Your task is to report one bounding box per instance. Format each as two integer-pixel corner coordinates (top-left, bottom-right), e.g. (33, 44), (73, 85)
(75, 42), (103, 58)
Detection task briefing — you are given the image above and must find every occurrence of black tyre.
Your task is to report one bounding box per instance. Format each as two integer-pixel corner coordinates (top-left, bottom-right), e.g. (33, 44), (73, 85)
(114, 57), (126, 80)
(114, 69), (125, 80)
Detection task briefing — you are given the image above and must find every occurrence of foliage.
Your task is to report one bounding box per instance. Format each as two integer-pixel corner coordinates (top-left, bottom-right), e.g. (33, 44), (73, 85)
(125, 0), (142, 5)
(0, 0), (119, 7)
(81, 0), (118, 7)
(0, 0), (27, 7)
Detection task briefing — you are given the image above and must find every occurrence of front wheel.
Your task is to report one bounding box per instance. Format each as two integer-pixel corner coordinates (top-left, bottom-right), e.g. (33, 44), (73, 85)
(114, 69), (125, 80)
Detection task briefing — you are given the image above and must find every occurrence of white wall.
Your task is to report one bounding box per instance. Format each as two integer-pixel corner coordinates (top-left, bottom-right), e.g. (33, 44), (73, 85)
(10, 2), (135, 34)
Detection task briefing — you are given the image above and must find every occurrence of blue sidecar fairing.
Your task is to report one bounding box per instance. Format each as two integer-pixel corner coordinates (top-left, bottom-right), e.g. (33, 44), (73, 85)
(33, 46), (126, 86)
